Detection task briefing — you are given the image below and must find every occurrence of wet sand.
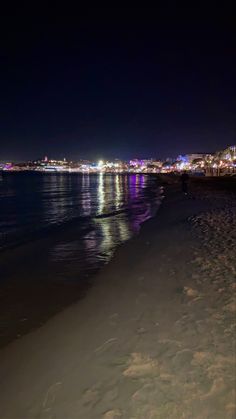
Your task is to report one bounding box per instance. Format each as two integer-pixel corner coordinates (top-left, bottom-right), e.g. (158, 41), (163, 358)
(0, 238), (95, 348)
(0, 177), (235, 418)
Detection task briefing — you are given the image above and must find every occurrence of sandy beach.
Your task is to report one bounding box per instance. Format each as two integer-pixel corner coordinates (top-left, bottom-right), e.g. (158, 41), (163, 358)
(0, 177), (235, 418)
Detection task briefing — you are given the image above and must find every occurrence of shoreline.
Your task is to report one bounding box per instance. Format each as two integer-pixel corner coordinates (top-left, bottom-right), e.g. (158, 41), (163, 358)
(0, 175), (162, 348)
(0, 177), (235, 418)
(0, 172), (159, 254)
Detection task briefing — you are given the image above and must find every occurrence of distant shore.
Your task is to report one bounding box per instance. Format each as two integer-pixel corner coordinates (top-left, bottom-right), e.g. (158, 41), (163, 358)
(0, 176), (235, 418)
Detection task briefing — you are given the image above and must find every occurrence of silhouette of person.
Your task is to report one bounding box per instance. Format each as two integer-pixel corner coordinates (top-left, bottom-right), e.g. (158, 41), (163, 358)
(180, 171), (189, 194)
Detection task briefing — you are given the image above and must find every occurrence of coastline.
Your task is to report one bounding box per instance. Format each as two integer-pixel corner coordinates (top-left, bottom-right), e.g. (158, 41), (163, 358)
(0, 177), (235, 418)
(0, 174), (162, 348)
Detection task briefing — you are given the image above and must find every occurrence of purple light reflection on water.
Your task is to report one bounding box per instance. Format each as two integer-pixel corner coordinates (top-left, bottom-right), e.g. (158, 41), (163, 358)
(1, 173), (161, 283)
(49, 173), (160, 280)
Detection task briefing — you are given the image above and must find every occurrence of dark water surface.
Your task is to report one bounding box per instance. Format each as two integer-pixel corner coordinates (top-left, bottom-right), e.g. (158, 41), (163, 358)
(0, 173), (161, 282)
(0, 173), (162, 345)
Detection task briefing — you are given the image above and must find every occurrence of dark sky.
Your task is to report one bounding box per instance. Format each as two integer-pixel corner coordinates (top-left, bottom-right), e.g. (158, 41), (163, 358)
(1, 8), (236, 161)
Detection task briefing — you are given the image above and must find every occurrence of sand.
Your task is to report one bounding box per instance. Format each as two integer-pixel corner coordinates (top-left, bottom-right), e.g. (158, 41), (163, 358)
(0, 177), (235, 418)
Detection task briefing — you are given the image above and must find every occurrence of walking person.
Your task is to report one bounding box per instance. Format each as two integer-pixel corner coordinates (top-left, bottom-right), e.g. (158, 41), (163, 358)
(180, 171), (189, 195)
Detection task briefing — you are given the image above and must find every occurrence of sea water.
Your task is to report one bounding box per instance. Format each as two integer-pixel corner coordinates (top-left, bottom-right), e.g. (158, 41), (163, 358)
(0, 172), (161, 282)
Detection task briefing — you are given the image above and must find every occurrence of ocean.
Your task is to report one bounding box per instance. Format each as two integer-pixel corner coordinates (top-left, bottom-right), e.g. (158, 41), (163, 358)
(0, 172), (162, 283)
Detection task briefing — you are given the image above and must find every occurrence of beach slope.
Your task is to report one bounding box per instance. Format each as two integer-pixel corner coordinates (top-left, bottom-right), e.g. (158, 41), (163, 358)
(0, 180), (235, 418)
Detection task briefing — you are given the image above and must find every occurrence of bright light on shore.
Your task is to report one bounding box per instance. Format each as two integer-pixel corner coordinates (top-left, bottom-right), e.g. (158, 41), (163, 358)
(98, 160), (104, 167)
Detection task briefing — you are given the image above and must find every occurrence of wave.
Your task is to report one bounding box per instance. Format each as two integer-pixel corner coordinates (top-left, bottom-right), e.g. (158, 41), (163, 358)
(93, 208), (129, 219)
(0, 215), (95, 252)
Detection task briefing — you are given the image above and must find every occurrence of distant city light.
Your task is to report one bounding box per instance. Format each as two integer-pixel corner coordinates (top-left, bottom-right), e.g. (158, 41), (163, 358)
(1, 145), (236, 176)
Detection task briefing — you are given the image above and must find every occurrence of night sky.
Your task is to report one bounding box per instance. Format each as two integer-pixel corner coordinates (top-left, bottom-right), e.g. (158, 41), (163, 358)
(1, 8), (236, 161)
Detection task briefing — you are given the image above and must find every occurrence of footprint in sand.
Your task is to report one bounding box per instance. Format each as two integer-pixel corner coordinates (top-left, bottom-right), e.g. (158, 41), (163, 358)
(82, 388), (99, 406)
(200, 377), (226, 400)
(42, 382), (62, 410)
(225, 402), (236, 417)
(172, 349), (193, 372)
(131, 381), (170, 407)
(102, 387), (119, 404)
(191, 351), (212, 367)
(103, 409), (122, 418)
(123, 353), (159, 379)
(224, 301), (236, 313)
(183, 286), (199, 298)
(157, 339), (182, 358)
